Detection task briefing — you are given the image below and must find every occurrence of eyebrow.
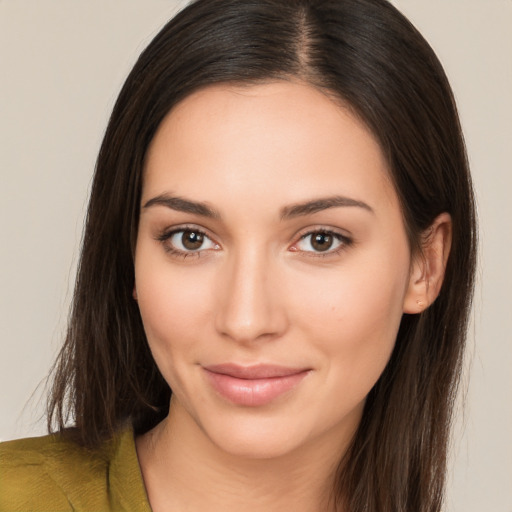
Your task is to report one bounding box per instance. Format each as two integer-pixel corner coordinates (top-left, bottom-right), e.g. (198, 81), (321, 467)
(143, 194), (220, 218)
(142, 193), (373, 220)
(280, 195), (374, 219)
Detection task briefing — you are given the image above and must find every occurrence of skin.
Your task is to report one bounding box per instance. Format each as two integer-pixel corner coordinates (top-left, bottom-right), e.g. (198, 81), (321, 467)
(133, 81), (451, 512)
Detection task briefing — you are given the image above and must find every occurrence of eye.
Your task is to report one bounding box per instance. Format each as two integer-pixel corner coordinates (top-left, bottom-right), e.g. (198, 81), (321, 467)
(294, 230), (350, 254)
(158, 228), (219, 255)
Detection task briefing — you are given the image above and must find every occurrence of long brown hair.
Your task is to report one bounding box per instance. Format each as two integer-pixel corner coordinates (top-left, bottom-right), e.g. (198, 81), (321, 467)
(48, 1), (477, 510)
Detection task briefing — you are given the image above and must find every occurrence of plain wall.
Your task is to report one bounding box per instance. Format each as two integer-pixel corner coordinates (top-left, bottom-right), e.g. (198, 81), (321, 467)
(1, 1), (510, 510)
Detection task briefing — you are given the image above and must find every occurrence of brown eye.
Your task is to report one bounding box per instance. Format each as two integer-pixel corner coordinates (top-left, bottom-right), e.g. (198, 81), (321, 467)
(294, 230), (349, 254)
(165, 228), (218, 253)
(311, 232), (333, 252)
(182, 230), (204, 250)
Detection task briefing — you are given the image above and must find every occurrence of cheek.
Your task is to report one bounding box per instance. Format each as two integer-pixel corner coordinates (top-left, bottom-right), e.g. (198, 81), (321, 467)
(134, 254), (215, 373)
(135, 270), (217, 404)
(293, 250), (410, 395)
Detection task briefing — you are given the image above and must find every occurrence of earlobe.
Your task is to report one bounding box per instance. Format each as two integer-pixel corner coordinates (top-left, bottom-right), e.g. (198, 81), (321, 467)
(133, 286), (138, 301)
(403, 213), (452, 314)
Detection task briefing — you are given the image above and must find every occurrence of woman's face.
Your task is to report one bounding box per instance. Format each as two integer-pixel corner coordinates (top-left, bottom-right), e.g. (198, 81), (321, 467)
(135, 81), (416, 459)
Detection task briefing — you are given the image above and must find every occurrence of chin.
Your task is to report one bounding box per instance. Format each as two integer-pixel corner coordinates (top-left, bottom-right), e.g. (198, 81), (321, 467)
(194, 403), (361, 462)
(205, 420), (310, 460)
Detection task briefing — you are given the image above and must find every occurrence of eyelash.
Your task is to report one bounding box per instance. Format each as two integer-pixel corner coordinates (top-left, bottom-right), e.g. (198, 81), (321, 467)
(155, 226), (353, 260)
(293, 229), (353, 258)
(155, 225), (216, 259)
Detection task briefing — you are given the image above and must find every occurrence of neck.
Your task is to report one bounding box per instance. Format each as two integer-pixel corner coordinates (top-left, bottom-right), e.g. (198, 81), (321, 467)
(136, 399), (353, 512)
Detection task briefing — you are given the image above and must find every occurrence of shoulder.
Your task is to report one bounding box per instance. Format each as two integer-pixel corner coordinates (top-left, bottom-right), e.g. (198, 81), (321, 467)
(0, 427), (148, 511)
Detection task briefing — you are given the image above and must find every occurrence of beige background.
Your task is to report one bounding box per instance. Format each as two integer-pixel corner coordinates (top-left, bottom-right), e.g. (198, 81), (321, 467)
(0, 1), (510, 510)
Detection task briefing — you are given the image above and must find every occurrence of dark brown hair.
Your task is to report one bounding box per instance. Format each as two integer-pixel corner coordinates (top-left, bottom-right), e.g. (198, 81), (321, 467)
(48, 1), (477, 510)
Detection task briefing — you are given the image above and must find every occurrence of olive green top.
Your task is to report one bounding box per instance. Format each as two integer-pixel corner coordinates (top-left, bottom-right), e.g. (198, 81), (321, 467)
(0, 425), (151, 511)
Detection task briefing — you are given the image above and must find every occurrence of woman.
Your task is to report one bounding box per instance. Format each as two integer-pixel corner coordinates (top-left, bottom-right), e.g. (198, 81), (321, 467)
(0, 0), (476, 511)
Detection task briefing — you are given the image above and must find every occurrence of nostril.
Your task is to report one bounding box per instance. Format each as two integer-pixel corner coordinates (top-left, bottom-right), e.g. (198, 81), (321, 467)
(214, 279), (287, 344)
(213, 251), (289, 343)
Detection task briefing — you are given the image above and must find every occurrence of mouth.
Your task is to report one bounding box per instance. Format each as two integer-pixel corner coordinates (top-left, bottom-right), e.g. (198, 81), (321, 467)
(202, 363), (311, 407)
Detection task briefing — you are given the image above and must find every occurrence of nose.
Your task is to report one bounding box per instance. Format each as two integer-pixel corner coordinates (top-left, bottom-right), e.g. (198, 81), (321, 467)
(214, 249), (288, 344)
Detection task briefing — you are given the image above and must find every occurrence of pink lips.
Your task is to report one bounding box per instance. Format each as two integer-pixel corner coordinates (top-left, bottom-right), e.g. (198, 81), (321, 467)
(202, 364), (310, 407)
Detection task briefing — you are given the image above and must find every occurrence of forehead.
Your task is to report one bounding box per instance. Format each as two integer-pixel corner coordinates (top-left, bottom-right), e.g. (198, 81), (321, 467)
(143, 81), (398, 215)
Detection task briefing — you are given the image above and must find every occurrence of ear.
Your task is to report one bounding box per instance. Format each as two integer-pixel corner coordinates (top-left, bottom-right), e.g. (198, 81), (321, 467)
(132, 286), (138, 301)
(403, 213), (452, 314)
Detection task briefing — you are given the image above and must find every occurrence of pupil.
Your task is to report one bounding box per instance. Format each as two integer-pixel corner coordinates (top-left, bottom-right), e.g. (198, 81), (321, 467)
(312, 233), (332, 252)
(182, 231), (203, 250)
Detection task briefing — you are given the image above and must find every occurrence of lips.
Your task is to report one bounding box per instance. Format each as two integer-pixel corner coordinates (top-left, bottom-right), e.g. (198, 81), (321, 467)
(202, 364), (310, 407)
